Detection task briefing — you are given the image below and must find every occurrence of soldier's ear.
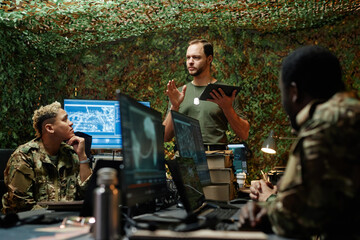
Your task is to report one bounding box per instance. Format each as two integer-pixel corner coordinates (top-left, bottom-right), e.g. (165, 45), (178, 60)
(207, 55), (213, 65)
(44, 123), (55, 134)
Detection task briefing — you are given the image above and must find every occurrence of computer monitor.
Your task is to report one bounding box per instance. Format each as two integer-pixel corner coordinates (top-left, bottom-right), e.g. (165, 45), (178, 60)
(63, 99), (150, 149)
(170, 110), (211, 186)
(227, 144), (247, 173)
(80, 159), (122, 217)
(117, 93), (167, 212)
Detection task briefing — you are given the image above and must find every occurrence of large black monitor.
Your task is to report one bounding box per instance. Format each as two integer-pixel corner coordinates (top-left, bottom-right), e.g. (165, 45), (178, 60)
(117, 93), (167, 213)
(63, 99), (150, 149)
(80, 159), (122, 217)
(170, 110), (211, 186)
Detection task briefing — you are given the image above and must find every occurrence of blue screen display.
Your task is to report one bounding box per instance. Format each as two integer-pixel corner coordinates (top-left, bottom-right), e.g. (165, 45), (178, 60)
(64, 99), (150, 149)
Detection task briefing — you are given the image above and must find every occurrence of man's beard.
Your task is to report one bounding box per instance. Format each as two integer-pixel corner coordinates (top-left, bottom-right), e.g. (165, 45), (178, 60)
(190, 71), (200, 76)
(189, 66), (204, 77)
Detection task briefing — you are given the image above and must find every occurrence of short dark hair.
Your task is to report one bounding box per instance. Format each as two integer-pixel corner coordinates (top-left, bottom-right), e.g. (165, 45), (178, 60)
(281, 45), (345, 100)
(188, 39), (213, 58)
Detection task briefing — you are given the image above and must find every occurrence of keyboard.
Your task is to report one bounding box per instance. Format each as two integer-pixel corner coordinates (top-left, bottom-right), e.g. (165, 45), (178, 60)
(17, 208), (53, 220)
(93, 154), (123, 161)
(200, 208), (240, 221)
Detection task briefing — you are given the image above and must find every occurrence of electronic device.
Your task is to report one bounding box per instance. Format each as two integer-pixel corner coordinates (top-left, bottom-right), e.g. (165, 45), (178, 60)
(199, 83), (241, 101)
(166, 157), (240, 223)
(79, 159), (122, 217)
(117, 93), (167, 216)
(166, 157), (205, 214)
(169, 111), (241, 222)
(170, 110), (211, 186)
(227, 144), (247, 174)
(63, 99), (150, 149)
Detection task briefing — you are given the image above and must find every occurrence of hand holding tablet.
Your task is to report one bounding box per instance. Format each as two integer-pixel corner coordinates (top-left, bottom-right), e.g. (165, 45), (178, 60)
(199, 83), (241, 101)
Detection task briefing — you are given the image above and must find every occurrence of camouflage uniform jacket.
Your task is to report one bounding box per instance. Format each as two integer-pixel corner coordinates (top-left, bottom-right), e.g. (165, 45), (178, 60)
(2, 138), (91, 214)
(265, 92), (360, 240)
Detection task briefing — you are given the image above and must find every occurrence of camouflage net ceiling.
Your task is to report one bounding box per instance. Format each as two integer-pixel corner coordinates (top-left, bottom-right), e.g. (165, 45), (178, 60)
(1, 0), (360, 53)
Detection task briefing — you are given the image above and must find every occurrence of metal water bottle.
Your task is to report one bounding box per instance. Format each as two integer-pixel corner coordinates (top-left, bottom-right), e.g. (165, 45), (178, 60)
(94, 167), (120, 240)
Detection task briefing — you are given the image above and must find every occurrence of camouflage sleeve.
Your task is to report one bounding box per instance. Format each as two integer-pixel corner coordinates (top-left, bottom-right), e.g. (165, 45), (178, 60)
(70, 149), (93, 199)
(265, 127), (358, 238)
(2, 152), (39, 213)
(264, 135), (321, 237)
(76, 169), (93, 199)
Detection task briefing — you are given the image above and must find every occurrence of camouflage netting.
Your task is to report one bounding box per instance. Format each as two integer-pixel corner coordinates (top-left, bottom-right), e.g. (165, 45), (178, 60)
(1, 0), (359, 53)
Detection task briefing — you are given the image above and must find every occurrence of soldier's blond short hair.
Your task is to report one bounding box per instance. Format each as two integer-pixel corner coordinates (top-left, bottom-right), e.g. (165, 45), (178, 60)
(32, 101), (62, 138)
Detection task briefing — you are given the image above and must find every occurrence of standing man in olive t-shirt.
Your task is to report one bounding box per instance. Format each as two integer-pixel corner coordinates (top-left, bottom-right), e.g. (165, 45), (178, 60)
(163, 39), (250, 150)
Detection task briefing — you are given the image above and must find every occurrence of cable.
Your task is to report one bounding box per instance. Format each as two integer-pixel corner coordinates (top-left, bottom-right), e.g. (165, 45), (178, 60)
(122, 212), (158, 232)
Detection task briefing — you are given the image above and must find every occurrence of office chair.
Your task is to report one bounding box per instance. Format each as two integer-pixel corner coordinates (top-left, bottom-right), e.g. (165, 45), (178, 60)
(0, 149), (15, 209)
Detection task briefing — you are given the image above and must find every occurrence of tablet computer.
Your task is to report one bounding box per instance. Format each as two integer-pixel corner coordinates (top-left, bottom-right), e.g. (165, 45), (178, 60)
(199, 83), (241, 100)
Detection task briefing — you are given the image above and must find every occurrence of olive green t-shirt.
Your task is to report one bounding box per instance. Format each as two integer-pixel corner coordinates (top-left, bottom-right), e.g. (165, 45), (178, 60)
(172, 82), (245, 145)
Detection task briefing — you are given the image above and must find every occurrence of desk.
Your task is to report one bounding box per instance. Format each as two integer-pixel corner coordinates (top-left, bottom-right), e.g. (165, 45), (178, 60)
(0, 211), (92, 239)
(0, 210), (296, 240)
(132, 205), (295, 240)
(128, 229), (293, 240)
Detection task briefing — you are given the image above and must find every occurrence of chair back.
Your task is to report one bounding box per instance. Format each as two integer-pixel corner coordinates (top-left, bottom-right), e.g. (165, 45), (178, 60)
(0, 149), (15, 209)
(74, 132), (93, 167)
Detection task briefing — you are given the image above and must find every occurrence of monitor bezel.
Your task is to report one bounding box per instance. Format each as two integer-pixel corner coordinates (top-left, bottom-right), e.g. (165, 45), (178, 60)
(117, 93), (168, 211)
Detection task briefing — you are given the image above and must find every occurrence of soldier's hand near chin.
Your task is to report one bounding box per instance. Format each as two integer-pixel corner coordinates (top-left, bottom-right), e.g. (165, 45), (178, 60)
(67, 136), (87, 160)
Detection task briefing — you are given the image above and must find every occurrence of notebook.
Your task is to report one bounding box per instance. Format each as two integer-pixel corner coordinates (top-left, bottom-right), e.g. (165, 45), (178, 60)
(169, 111), (241, 222)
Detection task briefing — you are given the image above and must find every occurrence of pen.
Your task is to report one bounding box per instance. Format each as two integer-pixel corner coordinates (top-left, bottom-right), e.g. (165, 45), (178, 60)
(261, 170), (268, 182)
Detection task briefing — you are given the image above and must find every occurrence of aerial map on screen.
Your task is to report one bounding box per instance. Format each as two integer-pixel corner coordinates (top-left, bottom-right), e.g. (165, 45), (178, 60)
(64, 99), (121, 149)
(68, 105), (116, 133)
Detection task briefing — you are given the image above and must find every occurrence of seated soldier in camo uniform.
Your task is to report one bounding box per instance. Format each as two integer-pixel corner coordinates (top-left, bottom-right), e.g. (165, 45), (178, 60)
(239, 46), (360, 239)
(2, 101), (92, 213)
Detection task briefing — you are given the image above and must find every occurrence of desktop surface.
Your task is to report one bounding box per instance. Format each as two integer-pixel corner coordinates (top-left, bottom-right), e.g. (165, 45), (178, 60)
(0, 207), (297, 240)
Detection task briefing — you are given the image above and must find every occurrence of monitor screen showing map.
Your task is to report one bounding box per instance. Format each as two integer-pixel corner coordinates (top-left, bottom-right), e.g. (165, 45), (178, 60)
(64, 99), (121, 149)
(64, 99), (150, 149)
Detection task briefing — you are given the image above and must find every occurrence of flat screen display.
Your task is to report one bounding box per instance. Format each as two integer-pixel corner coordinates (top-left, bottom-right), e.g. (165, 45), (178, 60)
(117, 94), (167, 208)
(171, 110), (211, 186)
(63, 99), (150, 149)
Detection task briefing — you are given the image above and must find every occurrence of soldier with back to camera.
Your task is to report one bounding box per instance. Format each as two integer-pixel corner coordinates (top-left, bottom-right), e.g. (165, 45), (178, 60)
(239, 46), (360, 240)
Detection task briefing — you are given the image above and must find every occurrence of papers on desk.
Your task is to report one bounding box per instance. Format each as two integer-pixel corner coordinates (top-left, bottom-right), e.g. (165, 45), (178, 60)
(31, 216), (93, 240)
(31, 225), (90, 240)
(128, 229), (267, 239)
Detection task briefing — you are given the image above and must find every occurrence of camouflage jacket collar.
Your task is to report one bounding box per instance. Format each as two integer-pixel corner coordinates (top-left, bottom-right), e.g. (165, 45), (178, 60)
(27, 138), (76, 169)
(295, 91), (356, 128)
